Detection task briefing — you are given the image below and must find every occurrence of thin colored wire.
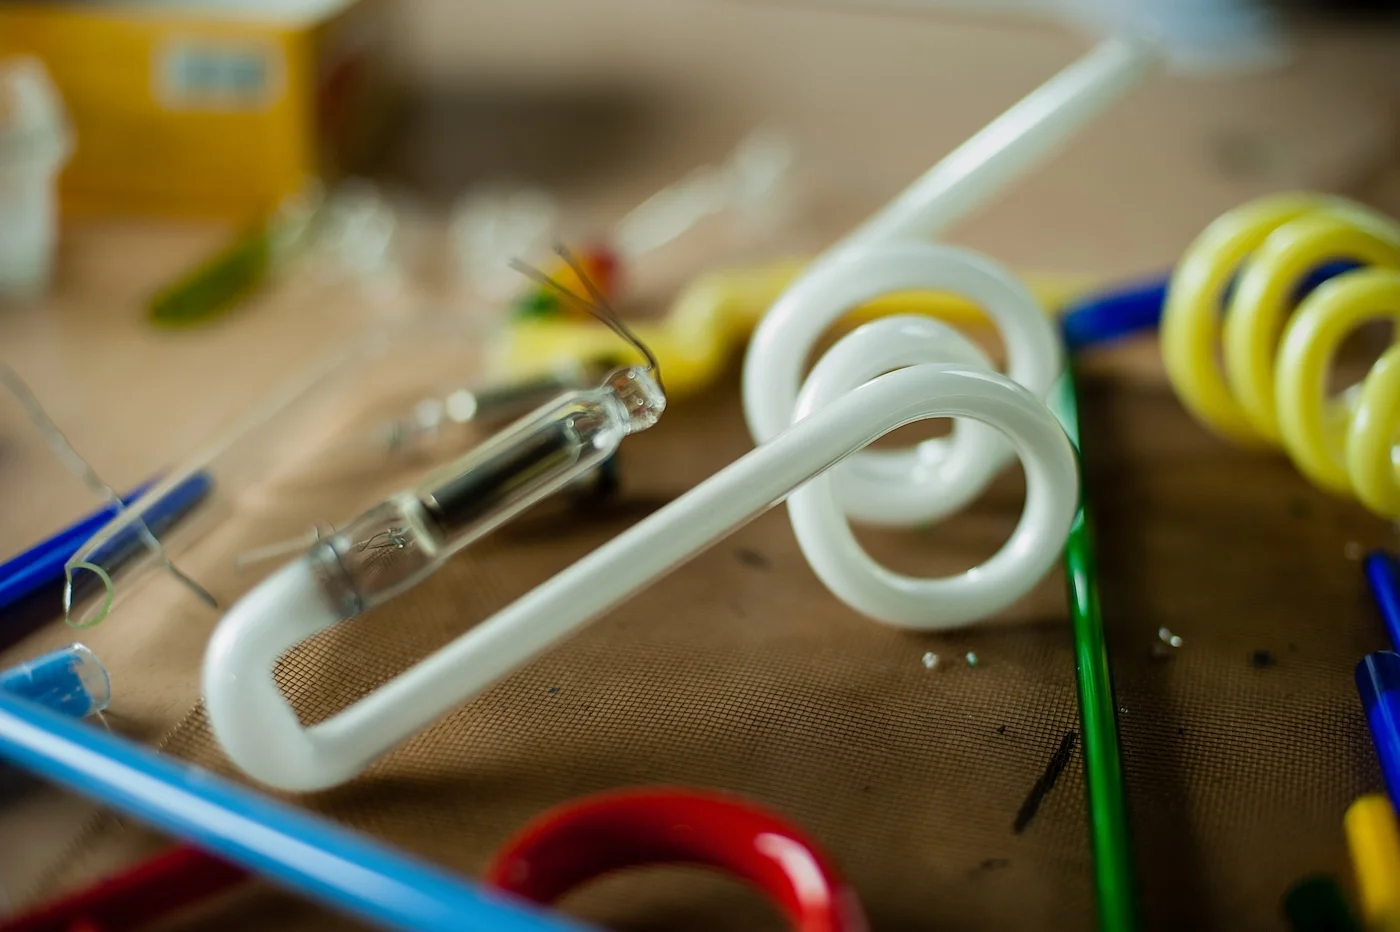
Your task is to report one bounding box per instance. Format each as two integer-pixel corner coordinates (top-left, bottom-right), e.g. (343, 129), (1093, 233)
(508, 256), (665, 393)
(1049, 362), (1139, 932)
(553, 244), (665, 392)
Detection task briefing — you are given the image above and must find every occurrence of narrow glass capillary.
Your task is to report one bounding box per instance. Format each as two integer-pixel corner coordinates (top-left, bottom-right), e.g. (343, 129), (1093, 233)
(309, 254), (666, 619)
(235, 525), (331, 571)
(377, 364), (600, 456)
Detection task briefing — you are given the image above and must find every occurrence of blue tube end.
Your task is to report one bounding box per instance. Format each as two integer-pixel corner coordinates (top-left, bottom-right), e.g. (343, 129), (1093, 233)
(1357, 652), (1400, 713)
(1365, 550), (1400, 652)
(1358, 651), (1400, 810)
(0, 644), (111, 718)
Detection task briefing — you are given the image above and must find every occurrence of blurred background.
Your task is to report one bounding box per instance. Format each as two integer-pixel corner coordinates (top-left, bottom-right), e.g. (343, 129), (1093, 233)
(4, 2), (1400, 929)
(0, 0), (1393, 541)
(2, 1), (1400, 507)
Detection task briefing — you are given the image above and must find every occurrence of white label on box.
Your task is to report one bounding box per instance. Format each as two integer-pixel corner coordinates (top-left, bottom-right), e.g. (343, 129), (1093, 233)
(156, 39), (284, 111)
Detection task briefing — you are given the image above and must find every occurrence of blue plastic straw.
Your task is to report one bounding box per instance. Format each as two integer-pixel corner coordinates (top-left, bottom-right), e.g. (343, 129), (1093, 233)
(1366, 551), (1400, 651)
(1357, 652), (1400, 811)
(0, 644), (111, 718)
(0, 691), (590, 932)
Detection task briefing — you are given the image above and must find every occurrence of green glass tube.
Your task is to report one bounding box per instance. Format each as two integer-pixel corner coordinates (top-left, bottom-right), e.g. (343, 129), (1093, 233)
(147, 184), (321, 327)
(1048, 364), (1140, 932)
(148, 223), (274, 327)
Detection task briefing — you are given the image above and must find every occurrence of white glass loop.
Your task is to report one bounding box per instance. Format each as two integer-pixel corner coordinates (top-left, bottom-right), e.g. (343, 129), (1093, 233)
(745, 240), (1062, 527)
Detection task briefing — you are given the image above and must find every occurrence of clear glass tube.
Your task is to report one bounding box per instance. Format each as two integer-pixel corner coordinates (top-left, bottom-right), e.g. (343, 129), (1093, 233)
(376, 364), (598, 455)
(310, 366), (664, 617)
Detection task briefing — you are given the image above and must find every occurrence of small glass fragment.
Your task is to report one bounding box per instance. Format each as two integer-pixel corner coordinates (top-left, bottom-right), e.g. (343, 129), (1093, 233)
(922, 651), (939, 670)
(1151, 626), (1184, 659)
(965, 651), (979, 668)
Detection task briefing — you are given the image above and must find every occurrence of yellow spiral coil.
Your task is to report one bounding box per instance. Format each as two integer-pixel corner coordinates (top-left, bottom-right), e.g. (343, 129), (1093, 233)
(1161, 192), (1400, 519)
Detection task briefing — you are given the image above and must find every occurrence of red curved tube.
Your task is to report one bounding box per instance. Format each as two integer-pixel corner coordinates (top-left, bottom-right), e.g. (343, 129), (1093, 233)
(0, 845), (246, 932)
(6, 788), (867, 932)
(486, 788), (869, 932)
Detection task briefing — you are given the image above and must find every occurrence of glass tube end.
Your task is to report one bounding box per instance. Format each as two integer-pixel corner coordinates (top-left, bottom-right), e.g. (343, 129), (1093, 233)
(66, 643), (112, 716)
(0, 643), (112, 718)
(605, 367), (665, 434)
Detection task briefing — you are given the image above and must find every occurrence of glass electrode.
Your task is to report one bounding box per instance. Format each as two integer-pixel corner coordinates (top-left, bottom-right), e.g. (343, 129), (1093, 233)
(310, 365), (665, 618)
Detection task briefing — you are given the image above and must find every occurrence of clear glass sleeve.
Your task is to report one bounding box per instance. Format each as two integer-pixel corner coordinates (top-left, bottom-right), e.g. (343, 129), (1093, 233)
(310, 367), (664, 617)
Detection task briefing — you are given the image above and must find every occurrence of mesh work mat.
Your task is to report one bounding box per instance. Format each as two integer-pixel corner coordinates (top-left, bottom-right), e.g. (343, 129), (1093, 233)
(1077, 358), (1392, 931)
(23, 360), (1095, 931)
(11, 343), (1396, 932)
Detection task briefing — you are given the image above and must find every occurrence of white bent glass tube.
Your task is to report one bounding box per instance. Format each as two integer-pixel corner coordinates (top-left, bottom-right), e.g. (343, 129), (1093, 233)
(204, 29), (1186, 792)
(204, 253), (1081, 790)
(204, 349), (1077, 792)
(202, 244), (1082, 794)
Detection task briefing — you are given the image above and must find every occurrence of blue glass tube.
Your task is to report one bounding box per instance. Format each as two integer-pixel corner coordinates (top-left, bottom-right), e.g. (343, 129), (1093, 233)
(1357, 652), (1400, 811)
(0, 690), (590, 932)
(1365, 551), (1400, 651)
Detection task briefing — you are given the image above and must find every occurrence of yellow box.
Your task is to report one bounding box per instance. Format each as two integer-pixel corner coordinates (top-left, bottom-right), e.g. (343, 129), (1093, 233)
(0, 0), (394, 221)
